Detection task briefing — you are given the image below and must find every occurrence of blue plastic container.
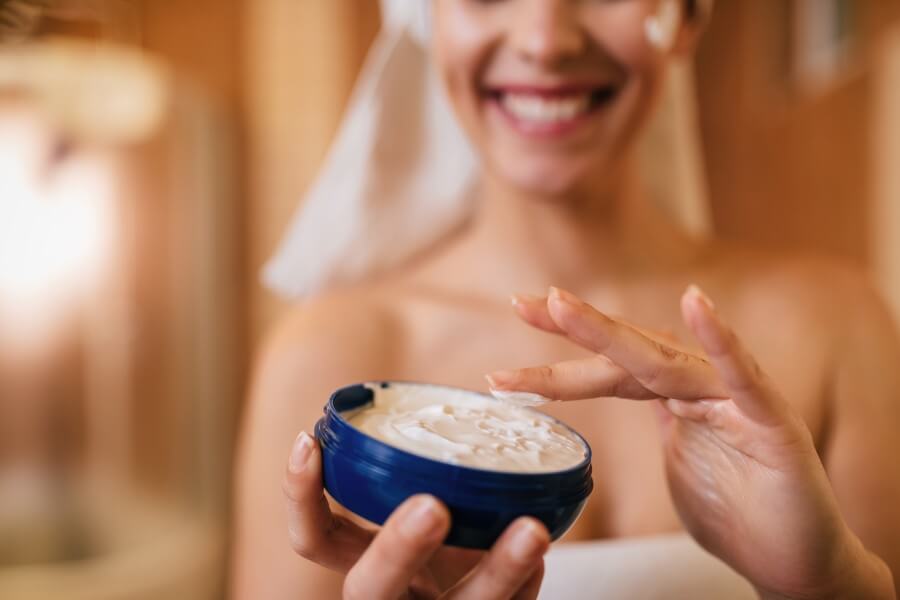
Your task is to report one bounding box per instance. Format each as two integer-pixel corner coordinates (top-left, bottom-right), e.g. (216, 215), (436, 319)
(315, 381), (593, 549)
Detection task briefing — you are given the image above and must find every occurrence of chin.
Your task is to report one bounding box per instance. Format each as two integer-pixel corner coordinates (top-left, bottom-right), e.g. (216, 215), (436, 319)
(493, 154), (597, 199)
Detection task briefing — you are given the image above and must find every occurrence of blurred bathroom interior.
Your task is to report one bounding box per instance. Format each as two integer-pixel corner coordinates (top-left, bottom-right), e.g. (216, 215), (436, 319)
(0, 0), (899, 598)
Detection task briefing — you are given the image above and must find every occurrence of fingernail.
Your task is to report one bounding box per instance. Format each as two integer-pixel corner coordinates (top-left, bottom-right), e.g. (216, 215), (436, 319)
(511, 293), (543, 306)
(549, 286), (579, 305)
(289, 432), (314, 473)
(508, 520), (546, 563)
(399, 496), (443, 538)
(485, 371), (513, 388)
(687, 284), (715, 311)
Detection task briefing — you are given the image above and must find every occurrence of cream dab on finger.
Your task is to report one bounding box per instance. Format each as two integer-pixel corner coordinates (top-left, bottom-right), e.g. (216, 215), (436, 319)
(490, 388), (553, 407)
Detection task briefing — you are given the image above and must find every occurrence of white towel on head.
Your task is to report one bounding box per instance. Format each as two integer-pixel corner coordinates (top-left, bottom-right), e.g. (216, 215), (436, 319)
(264, 0), (712, 299)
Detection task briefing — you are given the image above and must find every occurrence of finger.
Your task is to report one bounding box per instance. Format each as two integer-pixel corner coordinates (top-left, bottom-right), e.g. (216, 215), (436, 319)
(511, 560), (545, 600)
(343, 495), (450, 600)
(511, 294), (564, 334)
(283, 431), (372, 572)
(487, 355), (659, 401)
(513, 293), (683, 348)
(680, 285), (783, 423)
(546, 286), (730, 400)
(444, 517), (549, 600)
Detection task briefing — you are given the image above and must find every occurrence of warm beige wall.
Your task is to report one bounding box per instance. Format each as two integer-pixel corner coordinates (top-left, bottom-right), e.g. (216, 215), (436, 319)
(138, 0), (383, 358)
(695, 0), (898, 264)
(244, 0), (379, 346)
(873, 25), (900, 318)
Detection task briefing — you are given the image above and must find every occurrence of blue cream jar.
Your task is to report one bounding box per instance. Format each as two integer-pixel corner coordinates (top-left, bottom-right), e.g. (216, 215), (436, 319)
(315, 381), (593, 549)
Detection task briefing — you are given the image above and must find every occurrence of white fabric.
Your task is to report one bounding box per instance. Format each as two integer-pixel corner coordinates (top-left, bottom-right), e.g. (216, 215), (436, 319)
(264, 0), (713, 299)
(539, 534), (757, 599)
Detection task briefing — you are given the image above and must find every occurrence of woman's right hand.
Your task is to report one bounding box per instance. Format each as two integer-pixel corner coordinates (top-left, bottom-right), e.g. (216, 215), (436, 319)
(282, 431), (550, 600)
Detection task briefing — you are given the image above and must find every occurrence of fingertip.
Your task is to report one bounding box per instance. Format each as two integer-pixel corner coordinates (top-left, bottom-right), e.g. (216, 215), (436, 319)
(510, 297), (533, 321)
(425, 493), (450, 513)
(485, 371), (513, 389)
(511, 293), (544, 307)
(686, 284), (714, 308)
(283, 433), (322, 503)
(512, 295), (550, 323)
(546, 287), (577, 325)
(505, 518), (550, 564)
(396, 495), (451, 542)
(406, 494), (451, 524)
(680, 285), (711, 333)
(682, 284), (716, 319)
(681, 286), (733, 359)
(548, 286), (580, 305)
(288, 431), (316, 474)
(518, 517), (551, 545)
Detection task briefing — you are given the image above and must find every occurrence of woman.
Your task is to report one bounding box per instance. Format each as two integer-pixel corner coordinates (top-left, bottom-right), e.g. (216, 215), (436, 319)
(232, 0), (900, 598)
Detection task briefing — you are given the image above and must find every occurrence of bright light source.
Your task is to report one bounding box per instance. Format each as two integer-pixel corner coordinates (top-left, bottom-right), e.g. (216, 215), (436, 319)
(0, 108), (116, 342)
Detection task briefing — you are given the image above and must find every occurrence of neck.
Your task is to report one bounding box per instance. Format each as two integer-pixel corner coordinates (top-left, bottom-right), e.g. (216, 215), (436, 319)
(413, 159), (699, 299)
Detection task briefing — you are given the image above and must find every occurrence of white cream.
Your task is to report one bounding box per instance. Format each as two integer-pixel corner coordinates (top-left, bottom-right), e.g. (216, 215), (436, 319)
(489, 388), (552, 407)
(347, 383), (586, 473)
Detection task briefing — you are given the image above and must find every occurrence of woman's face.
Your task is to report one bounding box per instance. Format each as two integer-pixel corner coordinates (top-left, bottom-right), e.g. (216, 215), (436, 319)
(434, 0), (686, 198)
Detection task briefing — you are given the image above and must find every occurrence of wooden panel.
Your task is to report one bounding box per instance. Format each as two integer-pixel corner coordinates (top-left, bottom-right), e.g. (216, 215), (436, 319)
(872, 25), (900, 317)
(138, 0), (243, 105)
(243, 0), (379, 342)
(696, 0), (899, 265)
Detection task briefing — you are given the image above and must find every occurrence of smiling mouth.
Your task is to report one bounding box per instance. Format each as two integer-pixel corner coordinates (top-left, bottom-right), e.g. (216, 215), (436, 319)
(483, 85), (620, 133)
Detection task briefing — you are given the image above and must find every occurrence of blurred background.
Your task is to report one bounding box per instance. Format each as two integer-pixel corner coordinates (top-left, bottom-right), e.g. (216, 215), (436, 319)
(0, 1), (898, 598)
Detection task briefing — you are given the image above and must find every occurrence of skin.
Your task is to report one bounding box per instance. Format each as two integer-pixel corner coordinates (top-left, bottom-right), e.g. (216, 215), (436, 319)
(231, 0), (900, 598)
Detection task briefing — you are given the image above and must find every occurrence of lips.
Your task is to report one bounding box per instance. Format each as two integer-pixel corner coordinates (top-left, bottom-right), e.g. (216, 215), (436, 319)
(483, 84), (620, 135)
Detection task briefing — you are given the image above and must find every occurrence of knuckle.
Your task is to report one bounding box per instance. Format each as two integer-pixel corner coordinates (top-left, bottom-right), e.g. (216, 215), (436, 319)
(595, 354), (616, 369)
(655, 340), (681, 361)
(536, 364), (555, 383)
(751, 358), (765, 381)
(287, 529), (319, 561)
(369, 532), (400, 564)
(641, 359), (667, 388)
(731, 372), (762, 395)
(487, 555), (529, 589)
(281, 474), (302, 502)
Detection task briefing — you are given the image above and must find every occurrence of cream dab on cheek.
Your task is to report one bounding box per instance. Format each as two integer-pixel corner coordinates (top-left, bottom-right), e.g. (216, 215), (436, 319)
(346, 384), (586, 473)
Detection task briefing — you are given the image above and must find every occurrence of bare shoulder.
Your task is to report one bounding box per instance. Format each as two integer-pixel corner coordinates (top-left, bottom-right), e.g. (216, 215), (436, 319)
(728, 258), (900, 578)
(251, 283), (405, 424)
(231, 285), (403, 599)
(264, 284), (400, 368)
(710, 243), (892, 346)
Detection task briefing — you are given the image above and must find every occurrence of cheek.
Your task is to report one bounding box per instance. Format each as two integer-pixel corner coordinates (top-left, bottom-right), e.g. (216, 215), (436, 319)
(583, 4), (663, 74)
(433, 4), (498, 147)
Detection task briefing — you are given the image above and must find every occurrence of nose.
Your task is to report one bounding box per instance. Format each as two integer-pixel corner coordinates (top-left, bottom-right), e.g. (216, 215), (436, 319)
(509, 0), (587, 66)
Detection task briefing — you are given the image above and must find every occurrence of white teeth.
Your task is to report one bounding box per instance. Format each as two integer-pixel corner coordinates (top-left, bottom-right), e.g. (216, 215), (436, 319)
(501, 93), (591, 124)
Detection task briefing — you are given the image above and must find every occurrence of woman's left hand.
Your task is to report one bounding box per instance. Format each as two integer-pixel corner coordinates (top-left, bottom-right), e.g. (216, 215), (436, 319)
(486, 286), (895, 600)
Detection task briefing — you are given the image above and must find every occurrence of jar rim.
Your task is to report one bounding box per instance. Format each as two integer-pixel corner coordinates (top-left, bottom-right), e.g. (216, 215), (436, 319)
(316, 381), (594, 506)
